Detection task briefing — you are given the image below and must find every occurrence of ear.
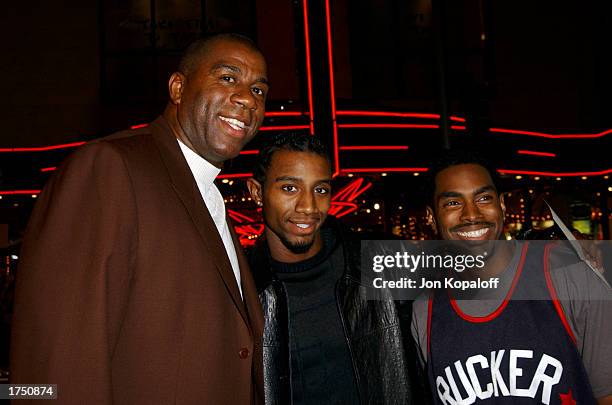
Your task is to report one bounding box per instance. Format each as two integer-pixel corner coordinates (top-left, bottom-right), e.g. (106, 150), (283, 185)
(246, 178), (263, 206)
(426, 206), (437, 230)
(168, 72), (185, 105)
(499, 192), (507, 218)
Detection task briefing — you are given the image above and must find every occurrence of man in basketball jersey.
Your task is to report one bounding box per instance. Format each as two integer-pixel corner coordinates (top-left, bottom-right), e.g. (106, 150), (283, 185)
(411, 150), (612, 404)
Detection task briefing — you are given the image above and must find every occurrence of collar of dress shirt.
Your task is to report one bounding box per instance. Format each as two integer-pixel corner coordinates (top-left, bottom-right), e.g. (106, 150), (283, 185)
(176, 139), (221, 192)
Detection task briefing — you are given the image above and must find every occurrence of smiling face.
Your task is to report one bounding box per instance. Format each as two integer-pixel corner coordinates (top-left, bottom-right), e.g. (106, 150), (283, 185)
(167, 37), (268, 167)
(247, 150), (332, 262)
(428, 163), (506, 242)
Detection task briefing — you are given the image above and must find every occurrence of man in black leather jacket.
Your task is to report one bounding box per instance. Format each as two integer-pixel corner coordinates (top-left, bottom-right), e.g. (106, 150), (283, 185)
(246, 133), (428, 404)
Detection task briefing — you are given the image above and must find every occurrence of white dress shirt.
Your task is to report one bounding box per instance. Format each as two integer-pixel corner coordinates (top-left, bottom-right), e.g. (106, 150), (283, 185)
(177, 139), (243, 299)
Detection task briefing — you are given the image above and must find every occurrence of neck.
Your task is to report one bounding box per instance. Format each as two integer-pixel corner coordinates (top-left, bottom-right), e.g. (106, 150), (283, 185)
(450, 239), (515, 280)
(482, 241), (515, 278)
(163, 104), (223, 169)
(164, 105), (185, 142)
(266, 229), (323, 263)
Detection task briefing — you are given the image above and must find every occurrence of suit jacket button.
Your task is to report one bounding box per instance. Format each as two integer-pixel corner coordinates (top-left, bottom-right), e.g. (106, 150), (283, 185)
(239, 348), (250, 359)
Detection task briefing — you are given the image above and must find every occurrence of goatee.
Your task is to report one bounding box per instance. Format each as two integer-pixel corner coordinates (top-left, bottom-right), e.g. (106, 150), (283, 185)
(280, 236), (315, 254)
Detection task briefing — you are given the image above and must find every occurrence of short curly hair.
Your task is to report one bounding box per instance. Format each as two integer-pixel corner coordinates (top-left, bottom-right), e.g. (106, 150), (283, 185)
(425, 148), (502, 206)
(252, 132), (330, 185)
(178, 33), (261, 77)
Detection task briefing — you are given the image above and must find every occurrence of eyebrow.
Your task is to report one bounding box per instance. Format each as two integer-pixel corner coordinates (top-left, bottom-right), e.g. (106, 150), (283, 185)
(211, 63), (269, 86)
(474, 185), (496, 195)
(437, 185), (496, 200)
(211, 63), (240, 74)
(274, 176), (331, 184)
(438, 191), (462, 199)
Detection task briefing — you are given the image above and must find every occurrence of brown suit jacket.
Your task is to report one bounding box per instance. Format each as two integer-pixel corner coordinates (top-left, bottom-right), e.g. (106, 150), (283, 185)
(10, 116), (264, 404)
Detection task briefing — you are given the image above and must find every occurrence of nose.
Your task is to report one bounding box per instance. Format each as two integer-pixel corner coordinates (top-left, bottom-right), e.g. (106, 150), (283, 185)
(231, 86), (257, 110)
(295, 190), (317, 214)
(460, 201), (483, 223)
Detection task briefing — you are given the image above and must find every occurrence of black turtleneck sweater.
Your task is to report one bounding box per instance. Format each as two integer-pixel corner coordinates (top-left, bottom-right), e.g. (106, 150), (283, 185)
(271, 228), (359, 405)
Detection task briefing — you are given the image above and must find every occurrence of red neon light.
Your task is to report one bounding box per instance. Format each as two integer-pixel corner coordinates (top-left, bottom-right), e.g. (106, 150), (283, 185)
(239, 150), (259, 155)
(227, 209), (257, 223)
(302, 0), (315, 135)
(339, 167), (611, 177)
(234, 224), (265, 247)
(259, 125), (310, 132)
(328, 201), (359, 218)
(329, 178), (372, 218)
(0, 190), (42, 195)
(332, 178), (373, 201)
(0, 141), (86, 153)
(517, 150), (556, 158)
(490, 127), (611, 139)
(339, 145), (409, 151)
(217, 173), (252, 179)
(450, 125), (467, 131)
(497, 169), (612, 177)
(264, 111), (307, 117)
(228, 209), (265, 247)
(336, 110), (466, 123)
(115, 115), (308, 132)
(341, 167), (429, 173)
(324, 0), (340, 176)
(338, 124), (439, 129)
(22, 167), (612, 183)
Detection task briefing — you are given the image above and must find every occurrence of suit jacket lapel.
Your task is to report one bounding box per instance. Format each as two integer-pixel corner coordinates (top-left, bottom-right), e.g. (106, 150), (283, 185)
(149, 117), (248, 324)
(228, 221), (264, 331)
(228, 221), (264, 394)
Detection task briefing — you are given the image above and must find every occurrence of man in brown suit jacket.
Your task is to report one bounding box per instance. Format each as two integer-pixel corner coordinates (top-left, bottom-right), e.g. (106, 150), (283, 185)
(10, 34), (268, 404)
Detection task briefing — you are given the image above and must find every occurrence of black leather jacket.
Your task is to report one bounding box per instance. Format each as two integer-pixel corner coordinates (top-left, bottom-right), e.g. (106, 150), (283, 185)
(249, 218), (429, 404)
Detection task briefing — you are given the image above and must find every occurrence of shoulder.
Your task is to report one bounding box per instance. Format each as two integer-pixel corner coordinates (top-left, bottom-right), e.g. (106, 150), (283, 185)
(58, 119), (177, 187)
(95, 125), (156, 158)
(327, 216), (360, 266)
(544, 241), (582, 267)
(38, 125), (165, 208)
(412, 294), (429, 325)
(61, 125), (154, 169)
(411, 294), (429, 363)
(247, 241), (275, 294)
(81, 117), (170, 161)
(545, 241), (610, 300)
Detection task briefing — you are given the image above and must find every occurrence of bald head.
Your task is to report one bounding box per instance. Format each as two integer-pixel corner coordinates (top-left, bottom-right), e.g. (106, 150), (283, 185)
(178, 33), (262, 78)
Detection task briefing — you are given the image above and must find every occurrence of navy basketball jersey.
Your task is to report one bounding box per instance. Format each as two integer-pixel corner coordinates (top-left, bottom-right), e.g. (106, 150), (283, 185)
(427, 242), (596, 404)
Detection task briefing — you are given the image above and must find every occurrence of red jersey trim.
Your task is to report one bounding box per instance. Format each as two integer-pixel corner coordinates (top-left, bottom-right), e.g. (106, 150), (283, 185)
(450, 242), (530, 323)
(543, 243), (578, 344)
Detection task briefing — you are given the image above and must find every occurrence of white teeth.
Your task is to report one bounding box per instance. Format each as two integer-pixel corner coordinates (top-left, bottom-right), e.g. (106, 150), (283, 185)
(296, 223), (311, 229)
(219, 116), (245, 130)
(457, 228), (489, 238)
